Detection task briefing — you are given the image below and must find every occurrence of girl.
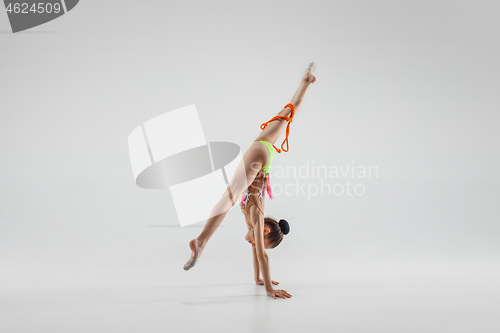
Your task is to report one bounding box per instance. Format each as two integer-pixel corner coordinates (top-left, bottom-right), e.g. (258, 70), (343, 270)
(183, 63), (317, 300)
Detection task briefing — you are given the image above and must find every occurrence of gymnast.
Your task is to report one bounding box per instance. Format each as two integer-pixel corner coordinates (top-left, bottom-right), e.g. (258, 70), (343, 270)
(183, 63), (317, 300)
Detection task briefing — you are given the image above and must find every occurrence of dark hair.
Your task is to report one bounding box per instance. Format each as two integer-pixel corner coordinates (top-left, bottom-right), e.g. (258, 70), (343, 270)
(264, 217), (290, 248)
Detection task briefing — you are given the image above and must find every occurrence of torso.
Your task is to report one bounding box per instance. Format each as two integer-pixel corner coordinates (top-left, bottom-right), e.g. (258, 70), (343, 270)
(240, 169), (270, 230)
(241, 140), (274, 229)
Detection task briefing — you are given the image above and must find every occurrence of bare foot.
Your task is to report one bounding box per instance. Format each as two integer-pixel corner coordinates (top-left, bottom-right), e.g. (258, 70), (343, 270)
(189, 238), (203, 259)
(301, 68), (316, 84)
(184, 238), (204, 271)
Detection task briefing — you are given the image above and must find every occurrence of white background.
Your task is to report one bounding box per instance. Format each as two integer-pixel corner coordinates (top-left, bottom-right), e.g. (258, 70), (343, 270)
(1, 1), (499, 332)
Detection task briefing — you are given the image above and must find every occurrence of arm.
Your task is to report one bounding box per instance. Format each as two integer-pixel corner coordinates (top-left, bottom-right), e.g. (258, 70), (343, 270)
(256, 251), (273, 292)
(253, 212), (274, 292)
(252, 245), (261, 282)
(253, 245), (280, 286)
(253, 210), (291, 299)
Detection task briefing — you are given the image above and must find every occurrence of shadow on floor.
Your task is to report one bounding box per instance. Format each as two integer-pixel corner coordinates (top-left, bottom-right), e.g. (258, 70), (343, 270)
(182, 294), (263, 305)
(136, 283), (255, 290)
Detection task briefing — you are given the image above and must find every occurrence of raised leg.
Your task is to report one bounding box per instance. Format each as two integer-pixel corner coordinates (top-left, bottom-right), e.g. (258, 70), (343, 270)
(256, 68), (316, 145)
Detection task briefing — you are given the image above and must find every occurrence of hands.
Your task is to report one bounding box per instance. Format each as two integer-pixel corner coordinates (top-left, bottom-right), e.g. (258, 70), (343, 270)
(266, 288), (292, 299)
(256, 278), (279, 286)
(255, 278), (292, 299)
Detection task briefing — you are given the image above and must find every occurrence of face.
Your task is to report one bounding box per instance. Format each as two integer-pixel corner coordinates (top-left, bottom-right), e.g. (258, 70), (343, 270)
(245, 228), (272, 249)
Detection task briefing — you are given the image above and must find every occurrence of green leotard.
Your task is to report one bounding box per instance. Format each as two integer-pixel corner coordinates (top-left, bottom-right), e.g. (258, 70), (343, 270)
(249, 140), (274, 173)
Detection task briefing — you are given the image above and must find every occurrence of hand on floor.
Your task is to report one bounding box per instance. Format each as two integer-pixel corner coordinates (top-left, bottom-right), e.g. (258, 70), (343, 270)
(266, 288), (292, 299)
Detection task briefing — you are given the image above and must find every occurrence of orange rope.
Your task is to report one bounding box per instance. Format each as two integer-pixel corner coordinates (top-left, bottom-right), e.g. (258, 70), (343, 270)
(260, 103), (295, 153)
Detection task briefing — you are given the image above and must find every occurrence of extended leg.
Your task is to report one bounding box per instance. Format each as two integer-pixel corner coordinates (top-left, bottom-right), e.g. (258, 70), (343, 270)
(256, 68), (316, 146)
(183, 142), (266, 270)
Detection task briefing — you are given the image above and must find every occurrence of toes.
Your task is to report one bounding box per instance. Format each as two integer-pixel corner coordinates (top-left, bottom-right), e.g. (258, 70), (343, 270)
(183, 257), (198, 271)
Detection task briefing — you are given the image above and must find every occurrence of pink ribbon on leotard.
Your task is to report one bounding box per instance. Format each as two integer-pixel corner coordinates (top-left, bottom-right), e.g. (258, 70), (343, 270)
(266, 175), (273, 200)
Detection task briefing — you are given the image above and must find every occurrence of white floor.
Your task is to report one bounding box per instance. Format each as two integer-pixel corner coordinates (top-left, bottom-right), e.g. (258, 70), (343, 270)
(1, 180), (499, 332)
(1, 269), (499, 333)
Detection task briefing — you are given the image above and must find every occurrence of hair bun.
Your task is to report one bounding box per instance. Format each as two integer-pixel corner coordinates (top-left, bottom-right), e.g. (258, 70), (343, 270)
(278, 219), (290, 235)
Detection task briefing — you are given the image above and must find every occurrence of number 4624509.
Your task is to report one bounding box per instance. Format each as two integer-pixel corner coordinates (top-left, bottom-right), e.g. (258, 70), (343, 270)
(5, 2), (62, 14)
